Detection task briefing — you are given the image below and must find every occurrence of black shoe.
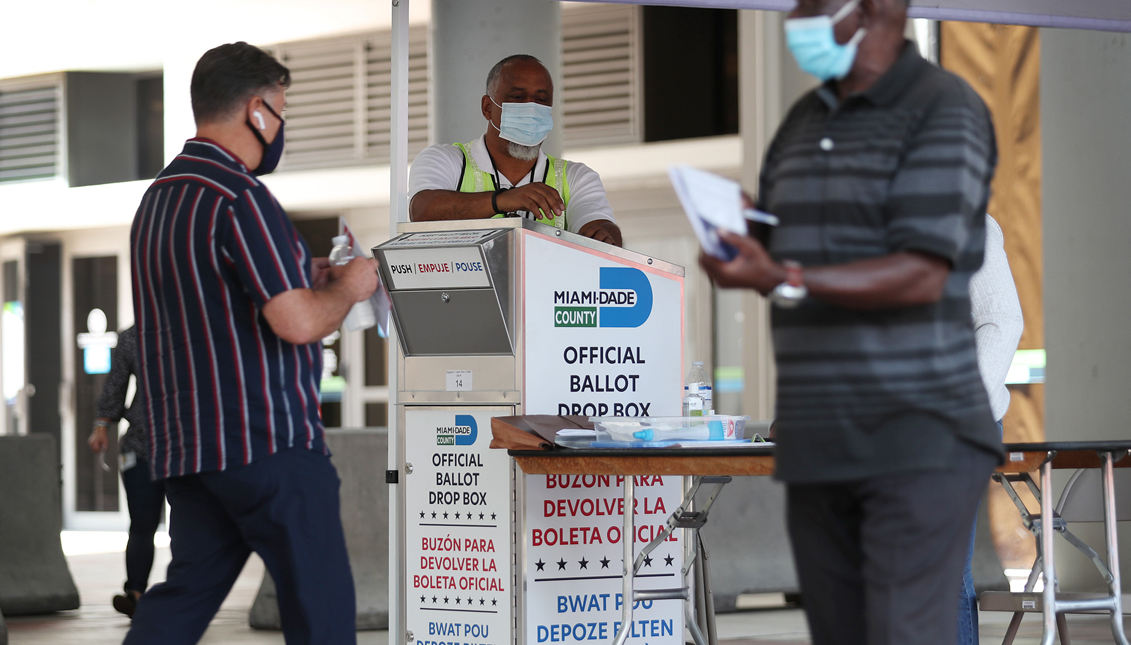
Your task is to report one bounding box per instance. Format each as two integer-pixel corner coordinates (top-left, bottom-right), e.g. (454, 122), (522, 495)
(112, 593), (138, 618)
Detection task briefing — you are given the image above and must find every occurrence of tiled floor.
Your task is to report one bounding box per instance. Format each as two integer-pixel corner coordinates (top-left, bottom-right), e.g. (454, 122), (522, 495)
(7, 544), (1131, 644)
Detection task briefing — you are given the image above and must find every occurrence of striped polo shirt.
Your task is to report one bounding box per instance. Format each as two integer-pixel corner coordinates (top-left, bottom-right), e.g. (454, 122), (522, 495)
(130, 138), (324, 479)
(759, 43), (1002, 484)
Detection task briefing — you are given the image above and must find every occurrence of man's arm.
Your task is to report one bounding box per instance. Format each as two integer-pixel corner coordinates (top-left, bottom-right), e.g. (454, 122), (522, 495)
(565, 162), (622, 247)
(577, 219), (622, 247)
(410, 184), (565, 222)
(261, 258), (378, 345)
(704, 91), (995, 310)
(701, 232), (949, 309)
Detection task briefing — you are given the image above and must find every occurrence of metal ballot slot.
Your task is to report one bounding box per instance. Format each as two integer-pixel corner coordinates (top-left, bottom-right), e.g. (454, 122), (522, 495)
(375, 228), (512, 357)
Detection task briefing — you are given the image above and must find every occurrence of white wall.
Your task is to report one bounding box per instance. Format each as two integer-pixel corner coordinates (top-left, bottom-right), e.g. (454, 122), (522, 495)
(1042, 30), (1131, 443)
(1041, 28), (1131, 591)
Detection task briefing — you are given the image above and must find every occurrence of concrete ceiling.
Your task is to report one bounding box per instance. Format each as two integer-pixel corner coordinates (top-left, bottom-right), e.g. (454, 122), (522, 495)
(0, 0), (432, 80)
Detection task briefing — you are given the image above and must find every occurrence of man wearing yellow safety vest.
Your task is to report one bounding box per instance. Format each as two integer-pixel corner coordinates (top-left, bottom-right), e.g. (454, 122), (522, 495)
(409, 54), (623, 247)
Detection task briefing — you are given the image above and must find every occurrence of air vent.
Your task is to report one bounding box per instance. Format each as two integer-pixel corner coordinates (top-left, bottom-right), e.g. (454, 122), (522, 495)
(272, 26), (430, 172)
(561, 4), (642, 149)
(0, 81), (61, 183)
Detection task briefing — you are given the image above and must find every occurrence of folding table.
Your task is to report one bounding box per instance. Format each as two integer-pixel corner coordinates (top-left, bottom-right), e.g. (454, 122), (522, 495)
(988, 441), (1131, 645)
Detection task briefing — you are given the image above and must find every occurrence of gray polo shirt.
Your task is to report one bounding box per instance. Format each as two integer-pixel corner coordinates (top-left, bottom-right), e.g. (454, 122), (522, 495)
(759, 43), (1003, 484)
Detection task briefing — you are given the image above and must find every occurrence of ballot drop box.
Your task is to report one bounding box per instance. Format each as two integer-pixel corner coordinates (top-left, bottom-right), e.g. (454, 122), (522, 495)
(375, 219), (685, 645)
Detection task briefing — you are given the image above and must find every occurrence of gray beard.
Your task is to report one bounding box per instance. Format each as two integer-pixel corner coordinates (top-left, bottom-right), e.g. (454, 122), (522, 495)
(507, 141), (540, 161)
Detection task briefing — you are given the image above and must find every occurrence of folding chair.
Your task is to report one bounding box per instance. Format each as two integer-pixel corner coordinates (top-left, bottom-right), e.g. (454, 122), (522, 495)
(981, 455), (1131, 645)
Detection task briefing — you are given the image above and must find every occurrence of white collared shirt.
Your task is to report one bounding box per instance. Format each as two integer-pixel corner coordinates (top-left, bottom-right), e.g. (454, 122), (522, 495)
(970, 214), (1024, 422)
(408, 134), (615, 234)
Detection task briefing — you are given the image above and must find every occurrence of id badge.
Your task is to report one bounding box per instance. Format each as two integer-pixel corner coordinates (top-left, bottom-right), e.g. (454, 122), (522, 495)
(119, 451), (137, 472)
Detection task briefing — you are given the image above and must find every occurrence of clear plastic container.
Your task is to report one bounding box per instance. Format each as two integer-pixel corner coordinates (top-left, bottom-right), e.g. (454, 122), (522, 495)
(330, 235), (377, 332)
(682, 361), (710, 417)
(589, 415), (750, 442)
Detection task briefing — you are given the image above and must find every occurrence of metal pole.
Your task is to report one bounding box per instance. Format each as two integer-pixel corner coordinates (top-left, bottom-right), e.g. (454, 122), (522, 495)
(1040, 458), (1057, 645)
(388, 2), (410, 644)
(1101, 452), (1130, 645)
(612, 476), (635, 645)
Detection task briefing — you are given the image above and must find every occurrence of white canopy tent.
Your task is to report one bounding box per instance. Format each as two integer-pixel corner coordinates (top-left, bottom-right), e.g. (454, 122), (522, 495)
(382, 1), (1128, 642)
(560, 0), (1131, 32)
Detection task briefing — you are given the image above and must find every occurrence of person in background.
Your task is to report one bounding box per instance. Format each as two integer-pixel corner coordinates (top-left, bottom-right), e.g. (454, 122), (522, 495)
(700, 0), (1003, 642)
(959, 213), (1023, 644)
(88, 325), (165, 619)
(409, 54), (623, 246)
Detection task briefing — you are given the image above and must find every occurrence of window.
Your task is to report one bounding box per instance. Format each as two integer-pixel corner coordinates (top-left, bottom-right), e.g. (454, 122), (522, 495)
(642, 7), (738, 142)
(0, 79), (62, 183)
(270, 27), (430, 171)
(560, 3), (642, 148)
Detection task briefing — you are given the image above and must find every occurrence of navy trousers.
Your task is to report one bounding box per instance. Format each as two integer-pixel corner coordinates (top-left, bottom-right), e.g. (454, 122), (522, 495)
(124, 448), (356, 645)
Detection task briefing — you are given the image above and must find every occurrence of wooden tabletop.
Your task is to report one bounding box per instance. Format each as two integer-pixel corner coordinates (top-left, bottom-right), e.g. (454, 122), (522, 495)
(494, 413), (1131, 477)
(509, 448), (775, 476)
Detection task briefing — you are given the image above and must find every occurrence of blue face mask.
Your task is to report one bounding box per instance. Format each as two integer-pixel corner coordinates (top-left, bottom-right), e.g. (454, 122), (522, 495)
(490, 98), (553, 147)
(785, 0), (866, 82)
(247, 100), (285, 176)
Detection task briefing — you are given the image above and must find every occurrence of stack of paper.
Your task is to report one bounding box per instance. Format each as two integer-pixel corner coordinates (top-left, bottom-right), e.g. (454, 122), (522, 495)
(668, 165), (779, 260)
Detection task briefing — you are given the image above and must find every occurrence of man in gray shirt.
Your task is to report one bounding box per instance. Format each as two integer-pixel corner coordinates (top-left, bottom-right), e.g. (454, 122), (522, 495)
(701, 0), (1002, 642)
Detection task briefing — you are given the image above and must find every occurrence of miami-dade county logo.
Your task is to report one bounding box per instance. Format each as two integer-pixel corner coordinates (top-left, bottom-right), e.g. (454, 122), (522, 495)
(553, 267), (653, 329)
(436, 415), (477, 446)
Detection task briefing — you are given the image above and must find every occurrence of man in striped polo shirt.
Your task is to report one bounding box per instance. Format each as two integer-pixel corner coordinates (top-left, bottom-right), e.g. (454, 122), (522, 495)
(124, 43), (377, 645)
(702, 0), (1002, 643)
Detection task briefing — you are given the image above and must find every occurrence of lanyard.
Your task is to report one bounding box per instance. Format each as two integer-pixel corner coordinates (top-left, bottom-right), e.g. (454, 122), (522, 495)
(485, 146), (537, 194)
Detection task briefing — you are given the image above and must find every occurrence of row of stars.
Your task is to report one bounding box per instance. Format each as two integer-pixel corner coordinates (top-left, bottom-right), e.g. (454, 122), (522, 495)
(534, 554), (675, 571)
(420, 595), (499, 607)
(419, 511), (497, 521)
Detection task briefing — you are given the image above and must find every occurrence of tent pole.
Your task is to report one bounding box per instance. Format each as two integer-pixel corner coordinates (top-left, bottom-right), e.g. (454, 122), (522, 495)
(388, 2), (409, 645)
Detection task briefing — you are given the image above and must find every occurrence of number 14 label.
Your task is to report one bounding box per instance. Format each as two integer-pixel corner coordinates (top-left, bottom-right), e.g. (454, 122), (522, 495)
(446, 370), (473, 391)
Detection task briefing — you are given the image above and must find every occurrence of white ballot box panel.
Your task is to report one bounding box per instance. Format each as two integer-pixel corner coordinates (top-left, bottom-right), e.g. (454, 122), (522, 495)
(375, 228), (513, 358)
(405, 406), (514, 645)
(520, 230), (686, 645)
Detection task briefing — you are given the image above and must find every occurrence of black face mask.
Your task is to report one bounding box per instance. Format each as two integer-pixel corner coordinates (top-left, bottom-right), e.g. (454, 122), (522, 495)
(246, 100), (285, 176)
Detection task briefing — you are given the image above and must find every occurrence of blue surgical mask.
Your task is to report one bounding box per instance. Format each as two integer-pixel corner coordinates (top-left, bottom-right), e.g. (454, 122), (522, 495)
(785, 0), (866, 82)
(490, 98), (553, 147)
(247, 100), (285, 176)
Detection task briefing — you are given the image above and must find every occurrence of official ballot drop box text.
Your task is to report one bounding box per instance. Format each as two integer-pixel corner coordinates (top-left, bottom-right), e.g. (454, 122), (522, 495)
(375, 219), (685, 645)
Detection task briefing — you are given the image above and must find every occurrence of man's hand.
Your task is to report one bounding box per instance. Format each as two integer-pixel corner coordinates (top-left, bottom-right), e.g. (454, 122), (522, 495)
(495, 183), (564, 220)
(311, 257), (331, 290)
(699, 231), (785, 296)
(88, 421), (110, 453)
(578, 220), (623, 247)
(327, 257), (379, 303)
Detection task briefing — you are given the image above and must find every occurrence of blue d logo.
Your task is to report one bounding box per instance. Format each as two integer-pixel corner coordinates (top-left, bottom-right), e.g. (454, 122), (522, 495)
(599, 267), (652, 328)
(454, 415), (478, 446)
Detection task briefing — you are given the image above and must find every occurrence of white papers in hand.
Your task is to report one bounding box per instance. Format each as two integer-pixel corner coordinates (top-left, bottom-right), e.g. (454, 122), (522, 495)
(668, 165), (748, 260)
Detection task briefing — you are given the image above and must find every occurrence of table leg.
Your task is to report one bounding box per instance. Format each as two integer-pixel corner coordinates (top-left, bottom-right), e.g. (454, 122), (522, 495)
(612, 476), (635, 645)
(1101, 452), (1130, 645)
(1041, 458), (1057, 645)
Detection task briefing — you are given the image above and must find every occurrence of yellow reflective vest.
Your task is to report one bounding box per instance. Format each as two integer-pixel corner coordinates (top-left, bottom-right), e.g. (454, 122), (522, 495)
(454, 142), (571, 230)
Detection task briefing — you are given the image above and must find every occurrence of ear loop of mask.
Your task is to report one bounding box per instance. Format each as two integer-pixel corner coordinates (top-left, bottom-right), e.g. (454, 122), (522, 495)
(832, 0), (866, 49)
(830, 0), (863, 24)
(487, 97), (503, 133)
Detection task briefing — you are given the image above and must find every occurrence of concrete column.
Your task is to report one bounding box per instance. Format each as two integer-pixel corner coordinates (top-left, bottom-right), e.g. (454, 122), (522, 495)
(431, 0), (562, 155)
(0, 435), (79, 616)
